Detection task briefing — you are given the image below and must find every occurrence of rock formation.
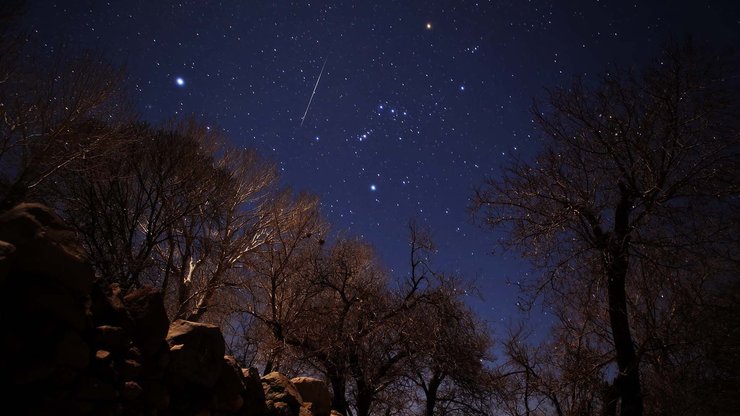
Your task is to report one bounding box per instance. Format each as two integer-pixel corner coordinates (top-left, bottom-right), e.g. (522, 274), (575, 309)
(0, 203), (339, 416)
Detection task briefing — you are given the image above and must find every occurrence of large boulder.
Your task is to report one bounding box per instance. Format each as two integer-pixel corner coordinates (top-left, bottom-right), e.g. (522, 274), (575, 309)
(0, 203), (94, 386)
(123, 285), (169, 356)
(0, 203), (93, 296)
(138, 378), (170, 411)
(262, 372), (303, 416)
(291, 377), (331, 416)
(94, 325), (130, 355)
(0, 203), (342, 416)
(211, 356), (246, 413)
(166, 319), (225, 387)
(90, 283), (128, 328)
(242, 367), (268, 416)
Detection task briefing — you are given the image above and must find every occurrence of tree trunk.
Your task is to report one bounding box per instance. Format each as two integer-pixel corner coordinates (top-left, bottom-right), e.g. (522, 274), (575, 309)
(424, 372), (443, 416)
(606, 267), (642, 416)
(328, 371), (349, 416)
(355, 387), (373, 416)
(605, 185), (643, 416)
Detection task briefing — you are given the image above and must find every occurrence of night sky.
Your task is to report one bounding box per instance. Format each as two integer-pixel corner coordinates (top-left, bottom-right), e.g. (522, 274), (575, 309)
(21, 1), (740, 332)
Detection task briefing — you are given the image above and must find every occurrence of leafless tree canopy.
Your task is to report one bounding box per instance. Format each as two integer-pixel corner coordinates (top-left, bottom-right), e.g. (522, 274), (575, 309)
(474, 40), (739, 416)
(11, 7), (738, 415)
(0, 36), (132, 208)
(0, 21), (497, 413)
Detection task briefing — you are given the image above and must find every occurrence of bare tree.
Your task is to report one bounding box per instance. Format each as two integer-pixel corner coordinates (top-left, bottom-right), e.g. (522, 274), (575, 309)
(59, 119), (280, 326)
(406, 283), (494, 416)
(235, 221), (455, 416)
(236, 190), (326, 373)
(0, 35), (131, 208)
(304, 224), (484, 416)
(474, 40), (739, 416)
(157, 121), (277, 322)
(290, 238), (392, 416)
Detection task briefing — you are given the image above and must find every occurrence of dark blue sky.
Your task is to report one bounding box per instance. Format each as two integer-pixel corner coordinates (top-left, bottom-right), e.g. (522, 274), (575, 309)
(22, 0), (740, 333)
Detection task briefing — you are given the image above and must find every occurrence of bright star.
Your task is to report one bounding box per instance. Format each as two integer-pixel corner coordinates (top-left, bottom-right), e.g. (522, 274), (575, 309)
(426, 22), (432, 30)
(175, 77), (185, 86)
(370, 184), (377, 191)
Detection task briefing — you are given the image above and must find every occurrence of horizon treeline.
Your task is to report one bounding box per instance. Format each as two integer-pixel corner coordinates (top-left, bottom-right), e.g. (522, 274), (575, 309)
(2, 6), (739, 416)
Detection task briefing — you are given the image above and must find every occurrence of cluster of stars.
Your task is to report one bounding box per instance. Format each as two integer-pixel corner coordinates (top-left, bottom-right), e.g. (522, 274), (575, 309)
(25, 0), (739, 334)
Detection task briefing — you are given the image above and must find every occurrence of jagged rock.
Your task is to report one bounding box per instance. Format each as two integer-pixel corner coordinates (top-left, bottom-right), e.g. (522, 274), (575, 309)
(138, 378), (170, 411)
(0, 203), (93, 296)
(1, 203), (337, 416)
(262, 372), (303, 416)
(291, 377), (331, 416)
(126, 345), (142, 360)
(0, 239), (14, 256)
(167, 382), (212, 416)
(76, 376), (119, 401)
(243, 367), (268, 416)
(54, 330), (90, 369)
(90, 283), (128, 328)
(122, 380), (143, 401)
(271, 402), (294, 416)
(211, 356), (246, 413)
(138, 343), (170, 380)
(330, 411), (344, 416)
(300, 403), (316, 416)
(2, 280), (90, 386)
(94, 325), (130, 354)
(95, 349), (112, 362)
(115, 358), (142, 380)
(166, 319), (225, 387)
(2, 271), (92, 381)
(0, 240), (13, 280)
(48, 286), (92, 331)
(123, 285), (169, 356)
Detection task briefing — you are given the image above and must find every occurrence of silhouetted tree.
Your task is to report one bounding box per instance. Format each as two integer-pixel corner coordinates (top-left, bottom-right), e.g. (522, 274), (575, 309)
(474, 40), (739, 416)
(235, 221), (491, 416)
(302, 224), (491, 416)
(236, 190), (326, 373)
(58, 119), (280, 326)
(158, 121), (277, 322)
(0, 36), (130, 208)
(406, 283), (494, 416)
(494, 320), (611, 416)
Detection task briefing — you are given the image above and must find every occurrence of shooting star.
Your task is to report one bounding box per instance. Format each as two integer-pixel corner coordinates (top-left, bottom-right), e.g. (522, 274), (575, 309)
(300, 57), (328, 127)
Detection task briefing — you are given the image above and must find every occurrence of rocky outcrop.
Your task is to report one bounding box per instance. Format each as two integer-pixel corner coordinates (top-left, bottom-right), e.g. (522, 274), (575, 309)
(0, 203), (335, 416)
(166, 319), (226, 387)
(291, 377), (332, 416)
(262, 371), (304, 415)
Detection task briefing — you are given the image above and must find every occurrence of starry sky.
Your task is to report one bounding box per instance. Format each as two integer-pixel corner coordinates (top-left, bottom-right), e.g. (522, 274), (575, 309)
(21, 0), (740, 332)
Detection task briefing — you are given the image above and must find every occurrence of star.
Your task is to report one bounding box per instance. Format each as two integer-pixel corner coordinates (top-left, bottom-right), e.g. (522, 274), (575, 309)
(175, 77), (185, 86)
(425, 22), (432, 30)
(370, 184), (377, 191)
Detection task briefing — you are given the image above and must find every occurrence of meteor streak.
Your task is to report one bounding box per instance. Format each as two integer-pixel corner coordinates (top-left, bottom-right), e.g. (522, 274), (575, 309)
(300, 57), (328, 127)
